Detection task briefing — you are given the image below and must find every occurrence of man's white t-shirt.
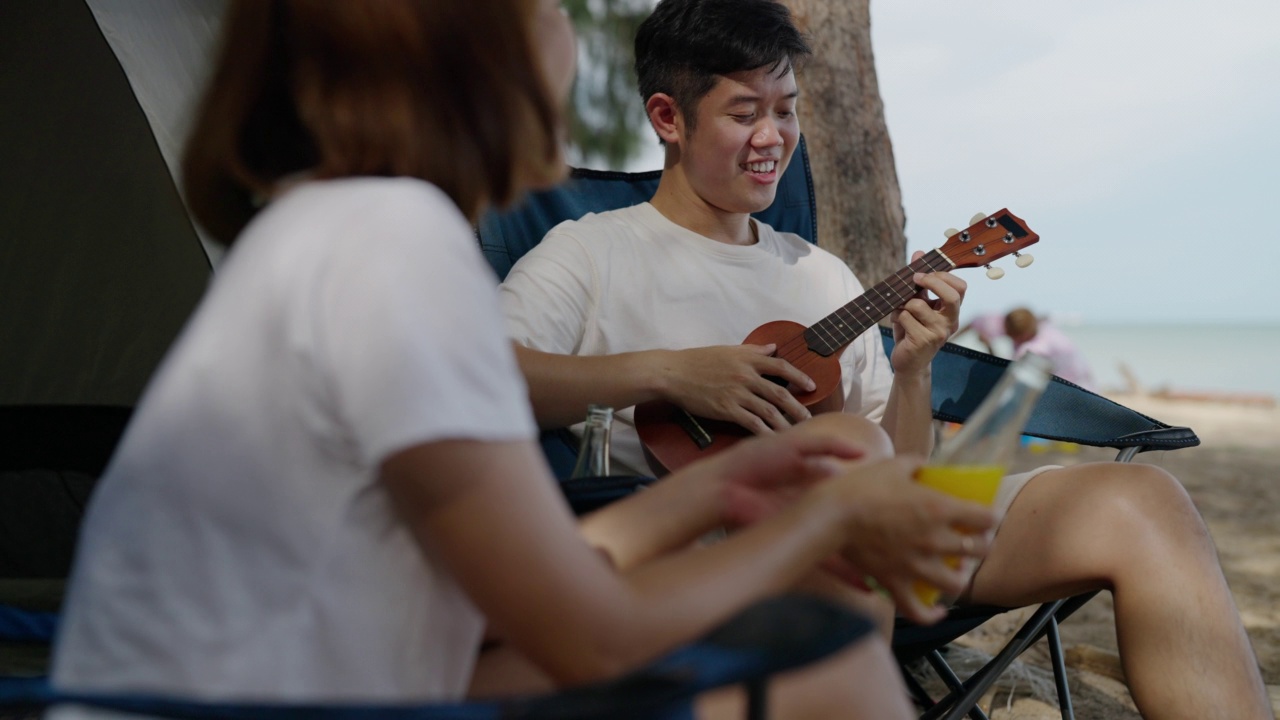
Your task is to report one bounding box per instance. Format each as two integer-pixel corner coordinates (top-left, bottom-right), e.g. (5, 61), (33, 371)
(52, 178), (537, 704)
(500, 202), (894, 475)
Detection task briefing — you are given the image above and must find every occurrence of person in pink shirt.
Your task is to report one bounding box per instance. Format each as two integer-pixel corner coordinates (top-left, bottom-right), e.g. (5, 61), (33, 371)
(960, 308), (1095, 390)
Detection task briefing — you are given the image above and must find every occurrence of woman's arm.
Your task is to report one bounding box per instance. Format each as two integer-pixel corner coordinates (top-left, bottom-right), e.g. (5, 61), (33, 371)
(381, 433), (994, 687)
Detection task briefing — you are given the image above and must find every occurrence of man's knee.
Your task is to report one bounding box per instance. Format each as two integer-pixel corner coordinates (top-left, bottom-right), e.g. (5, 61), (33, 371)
(798, 413), (893, 461)
(1037, 462), (1212, 555)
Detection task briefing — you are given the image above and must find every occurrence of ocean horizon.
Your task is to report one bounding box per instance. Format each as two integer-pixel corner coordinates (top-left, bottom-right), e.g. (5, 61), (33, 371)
(953, 322), (1280, 400)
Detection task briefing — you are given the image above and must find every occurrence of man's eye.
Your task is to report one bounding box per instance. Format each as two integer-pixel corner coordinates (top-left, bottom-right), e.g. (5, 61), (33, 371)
(777, 111), (794, 119)
(731, 114), (755, 123)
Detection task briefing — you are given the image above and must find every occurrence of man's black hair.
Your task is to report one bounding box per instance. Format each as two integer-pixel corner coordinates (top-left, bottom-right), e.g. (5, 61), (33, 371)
(635, 0), (811, 134)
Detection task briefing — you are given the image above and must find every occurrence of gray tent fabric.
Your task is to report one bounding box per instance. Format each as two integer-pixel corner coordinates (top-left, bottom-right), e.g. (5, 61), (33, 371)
(1, 0), (223, 593)
(85, 0), (226, 265)
(0, 0), (217, 407)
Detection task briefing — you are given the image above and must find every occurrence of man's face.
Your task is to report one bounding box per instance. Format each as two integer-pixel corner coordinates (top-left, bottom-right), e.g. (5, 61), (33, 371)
(677, 66), (800, 215)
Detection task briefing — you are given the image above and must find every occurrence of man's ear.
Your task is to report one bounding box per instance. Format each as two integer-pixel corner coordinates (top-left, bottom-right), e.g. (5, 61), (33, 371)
(645, 93), (683, 145)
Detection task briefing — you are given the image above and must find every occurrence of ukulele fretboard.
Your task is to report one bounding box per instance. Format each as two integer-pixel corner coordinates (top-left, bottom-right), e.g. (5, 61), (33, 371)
(804, 250), (954, 356)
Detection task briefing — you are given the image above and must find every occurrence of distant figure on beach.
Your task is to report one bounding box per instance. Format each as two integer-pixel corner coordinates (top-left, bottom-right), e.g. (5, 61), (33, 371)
(960, 307), (1095, 390)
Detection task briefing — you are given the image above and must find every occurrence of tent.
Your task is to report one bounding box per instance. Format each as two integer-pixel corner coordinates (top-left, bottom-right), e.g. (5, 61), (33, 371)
(1, 0), (223, 579)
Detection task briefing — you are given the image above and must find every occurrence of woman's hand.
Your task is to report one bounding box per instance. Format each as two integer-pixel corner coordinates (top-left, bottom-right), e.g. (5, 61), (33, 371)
(709, 430), (866, 528)
(816, 457), (996, 624)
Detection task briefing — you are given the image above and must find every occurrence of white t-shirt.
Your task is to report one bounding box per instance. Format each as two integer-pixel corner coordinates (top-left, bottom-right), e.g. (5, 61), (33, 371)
(500, 202), (894, 475)
(52, 178), (537, 705)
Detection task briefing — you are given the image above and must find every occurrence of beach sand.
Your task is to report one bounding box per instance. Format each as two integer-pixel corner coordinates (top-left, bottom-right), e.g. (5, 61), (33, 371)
(925, 392), (1280, 717)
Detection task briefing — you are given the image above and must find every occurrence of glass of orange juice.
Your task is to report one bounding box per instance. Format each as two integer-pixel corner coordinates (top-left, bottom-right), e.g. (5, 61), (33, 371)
(912, 464), (1003, 606)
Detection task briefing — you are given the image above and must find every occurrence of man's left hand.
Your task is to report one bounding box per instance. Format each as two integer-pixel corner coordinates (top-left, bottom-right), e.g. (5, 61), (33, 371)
(890, 250), (966, 377)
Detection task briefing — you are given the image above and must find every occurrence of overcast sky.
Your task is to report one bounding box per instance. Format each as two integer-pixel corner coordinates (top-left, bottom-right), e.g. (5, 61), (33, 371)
(870, 0), (1280, 324)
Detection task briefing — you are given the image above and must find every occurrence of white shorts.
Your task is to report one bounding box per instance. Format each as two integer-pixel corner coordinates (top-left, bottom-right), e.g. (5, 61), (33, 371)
(993, 464), (1062, 524)
(959, 463), (1062, 595)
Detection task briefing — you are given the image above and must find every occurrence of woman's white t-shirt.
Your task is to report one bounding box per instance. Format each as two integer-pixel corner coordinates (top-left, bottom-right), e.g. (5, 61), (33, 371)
(52, 178), (537, 703)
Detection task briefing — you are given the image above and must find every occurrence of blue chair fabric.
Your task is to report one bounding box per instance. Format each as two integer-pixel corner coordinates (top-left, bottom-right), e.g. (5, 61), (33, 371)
(0, 594), (873, 720)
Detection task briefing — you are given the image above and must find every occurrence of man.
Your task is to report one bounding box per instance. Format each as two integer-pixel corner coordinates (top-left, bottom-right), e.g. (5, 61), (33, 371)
(500, 0), (1272, 717)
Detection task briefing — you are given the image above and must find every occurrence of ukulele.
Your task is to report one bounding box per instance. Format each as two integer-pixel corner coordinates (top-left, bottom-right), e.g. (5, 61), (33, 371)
(633, 208), (1040, 475)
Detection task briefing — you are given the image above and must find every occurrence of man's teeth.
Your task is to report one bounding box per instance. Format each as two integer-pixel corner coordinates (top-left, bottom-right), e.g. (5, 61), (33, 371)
(746, 161), (776, 173)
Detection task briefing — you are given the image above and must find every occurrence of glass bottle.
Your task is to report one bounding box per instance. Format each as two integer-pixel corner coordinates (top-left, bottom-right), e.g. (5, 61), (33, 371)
(914, 352), (1053, 605)
(569, 404), (613, 479)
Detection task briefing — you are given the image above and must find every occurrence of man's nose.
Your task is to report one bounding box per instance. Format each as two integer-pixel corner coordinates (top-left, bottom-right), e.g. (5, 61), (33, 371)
(752, 119), (782, 147)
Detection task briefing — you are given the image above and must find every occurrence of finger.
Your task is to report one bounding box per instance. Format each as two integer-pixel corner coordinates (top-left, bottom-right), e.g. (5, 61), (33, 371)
(740, 343), (778, 357)
(757, 356), (817, 393)
(912, 556), (972, 598)
(885, 579), (948, 625)
(727, 402), (775, 436)
(753, 380), (812, 423)
(898, 302), (951, 343)
(800, 455), (855, 479)
(951, 531), (991, 559)
(786, 433), (868, 463)
(740, 393), (794, 432)
(940, 499), (998, 534)
(893, 303), (930, 337)
(914, 273), (963, 306)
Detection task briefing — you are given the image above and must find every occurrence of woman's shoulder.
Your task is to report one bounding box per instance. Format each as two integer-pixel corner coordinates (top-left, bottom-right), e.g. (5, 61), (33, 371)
(281, 177), (464, 226)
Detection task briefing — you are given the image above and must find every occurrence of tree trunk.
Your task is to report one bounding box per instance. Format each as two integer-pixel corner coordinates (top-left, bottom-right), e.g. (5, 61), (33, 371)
(780, 0), (906, 288)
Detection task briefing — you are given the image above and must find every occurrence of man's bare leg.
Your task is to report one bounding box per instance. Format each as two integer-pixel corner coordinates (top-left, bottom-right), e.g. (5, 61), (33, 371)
(967, 462), (1271, 719)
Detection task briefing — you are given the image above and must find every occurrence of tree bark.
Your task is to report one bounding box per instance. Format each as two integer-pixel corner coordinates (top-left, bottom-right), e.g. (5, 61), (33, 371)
(779, 0), (906, 288)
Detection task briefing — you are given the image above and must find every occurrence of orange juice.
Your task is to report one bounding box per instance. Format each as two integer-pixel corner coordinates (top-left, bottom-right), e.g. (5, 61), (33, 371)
(912, 465), (1004, 606)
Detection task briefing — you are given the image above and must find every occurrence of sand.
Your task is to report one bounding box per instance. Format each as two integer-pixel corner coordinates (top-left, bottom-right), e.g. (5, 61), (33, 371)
(923, 392), (1280, 717)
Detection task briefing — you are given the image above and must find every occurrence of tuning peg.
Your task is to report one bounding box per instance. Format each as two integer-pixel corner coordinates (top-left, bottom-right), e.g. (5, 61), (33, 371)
(985, 265), (1005, 280)
(944, 227), (960, 239)
(1015, 252), (1034, 268)
(970, 211), (987, 225)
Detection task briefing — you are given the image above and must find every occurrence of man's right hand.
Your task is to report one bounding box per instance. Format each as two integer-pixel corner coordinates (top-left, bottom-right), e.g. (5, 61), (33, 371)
(655, 343), (816, 434)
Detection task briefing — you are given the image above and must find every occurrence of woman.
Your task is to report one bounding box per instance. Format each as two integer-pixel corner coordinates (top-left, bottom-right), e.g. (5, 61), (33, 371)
(50, 1), (993, 717)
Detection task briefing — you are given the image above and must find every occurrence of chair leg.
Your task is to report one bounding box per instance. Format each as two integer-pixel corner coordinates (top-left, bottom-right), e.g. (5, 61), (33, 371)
(745, 678), (767, 720)
(1114, 447), (1140, 463)
(1045, 618), (1075, 720)
(902, 665), (939, 712)
(914, 599), (1067, 720)
(918, 651), (990, 720)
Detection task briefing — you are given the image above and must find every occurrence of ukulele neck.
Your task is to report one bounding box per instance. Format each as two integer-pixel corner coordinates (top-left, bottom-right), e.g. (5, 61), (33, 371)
(803, 250), (954, 357)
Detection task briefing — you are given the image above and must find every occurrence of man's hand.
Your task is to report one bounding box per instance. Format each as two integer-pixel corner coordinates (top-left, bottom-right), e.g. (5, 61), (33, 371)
(890, 250), (967, 377)
(656, 343), (815, 434)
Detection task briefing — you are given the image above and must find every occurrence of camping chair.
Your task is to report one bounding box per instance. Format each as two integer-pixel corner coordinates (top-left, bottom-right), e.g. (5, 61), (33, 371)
(0, 593), (872, 720)
(475, 136), (1201, 720)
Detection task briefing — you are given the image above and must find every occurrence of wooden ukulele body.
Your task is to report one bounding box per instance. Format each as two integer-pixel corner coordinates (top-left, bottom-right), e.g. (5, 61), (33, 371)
(634, 320), (844, 475)
(631, 208), (1039, 475)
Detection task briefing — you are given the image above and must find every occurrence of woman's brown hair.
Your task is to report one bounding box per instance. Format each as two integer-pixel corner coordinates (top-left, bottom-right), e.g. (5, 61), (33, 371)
(183, 0), (561, 244)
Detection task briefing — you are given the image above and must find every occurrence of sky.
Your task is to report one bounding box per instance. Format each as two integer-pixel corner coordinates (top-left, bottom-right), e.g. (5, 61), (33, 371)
(626, 0), (1280, 325)
(869, 0), (1280, 325)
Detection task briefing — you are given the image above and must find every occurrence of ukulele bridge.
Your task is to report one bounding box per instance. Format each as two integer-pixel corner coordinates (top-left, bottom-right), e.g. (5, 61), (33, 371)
(676, 409), (714, 450)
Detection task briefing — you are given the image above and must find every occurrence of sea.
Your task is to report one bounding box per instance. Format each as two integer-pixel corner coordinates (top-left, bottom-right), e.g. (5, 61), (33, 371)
(954, 323), (1280, 400)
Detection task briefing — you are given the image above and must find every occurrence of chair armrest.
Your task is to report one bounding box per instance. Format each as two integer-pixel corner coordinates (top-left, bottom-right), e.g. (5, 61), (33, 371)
(3, 596), (872, 719)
